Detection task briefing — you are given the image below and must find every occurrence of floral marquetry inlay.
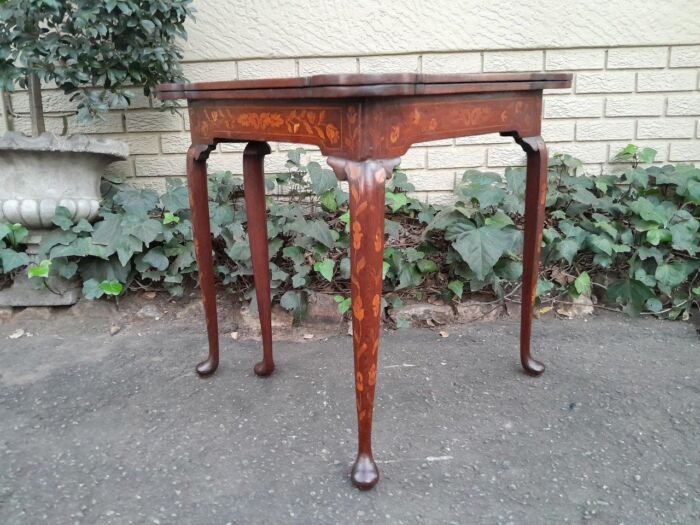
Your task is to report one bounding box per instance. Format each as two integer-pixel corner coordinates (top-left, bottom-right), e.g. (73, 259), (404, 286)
(190, 103), (360, 153)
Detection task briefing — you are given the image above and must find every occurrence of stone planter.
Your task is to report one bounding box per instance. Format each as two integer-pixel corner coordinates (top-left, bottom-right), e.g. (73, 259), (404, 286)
(0, 132), (128, 306)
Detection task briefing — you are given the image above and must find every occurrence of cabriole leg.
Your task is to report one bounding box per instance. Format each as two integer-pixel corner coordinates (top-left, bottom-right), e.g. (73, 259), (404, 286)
(514, 135), (547, 376)
(243, 141), (275, 377)
(187, 144), (219, 377)
(328, 156), (400, 490)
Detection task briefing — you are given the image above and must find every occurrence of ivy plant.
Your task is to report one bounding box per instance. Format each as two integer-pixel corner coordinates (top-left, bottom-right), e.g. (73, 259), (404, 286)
(1, 145), (699, 322)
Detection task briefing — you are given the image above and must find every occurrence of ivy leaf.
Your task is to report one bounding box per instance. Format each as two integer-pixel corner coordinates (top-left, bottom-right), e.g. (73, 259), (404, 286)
(416, 259), (438, 273)
(645, 297), (663, 313)
(629, 198), (669, 226)
(82, 278), (104, 300)
(307, 162), (337, 195)
(385, 192), (408, 212)
(92, 213), (123, 246)
(161, 186), (189, 213)
(142, 247), (170, 271)
(163, 212), (180, 225)
(305, 220), (334, 248)
(113, 187), (159, 217)
(624, 167), (649, 188)
(279, 290), (308, 325)
(638, 246), (665, 264)
(52, 206), (74, 230)
(319, 190), (337, 212)
(313, 258), (335, 281)
(588, 235), (614, 256)
(72, 219), (94, 233)
(99, 280), (124, 296)
(669, 221), (699, 254)
(452, 226), (515, 280)
(0, 248), (29, 272)
(484, 210), (515, 229)
(447, 280), (463, 298)
(646, 228), (672, 246)
(606, 279), (655, 315)
(556, 238), (582, 263)
(572, 188), (599, 206)
(574, 272), (592, 296)
(27, 259), (51, 279)
(122, 218), (163, 245)
(655, 263), (689, 289)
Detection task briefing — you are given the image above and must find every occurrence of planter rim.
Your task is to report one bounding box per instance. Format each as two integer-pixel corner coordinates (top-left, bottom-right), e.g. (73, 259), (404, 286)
(0, 131), (129, 159)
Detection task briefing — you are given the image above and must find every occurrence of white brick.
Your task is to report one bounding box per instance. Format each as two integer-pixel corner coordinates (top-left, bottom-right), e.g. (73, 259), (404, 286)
(126, 110), (185, 132)
(541, 120), (575, 142)
(544, 96), (604, 118)
(545, 49), (605, 70)
(667, 95), (700, 116)
(427, 146), (484, 169)
(427, 191), (458, 206)
(405, 191), (429, 203)
(637, 118), (695, 139)
(264, 152), (293, 173)
(422, 53), (481, 74)
(102, 133), (159, 155)
(11, 88), (150, 113)
(483, 50), (543, 72)
(359, 55), (419, 74)
(397, 147), (426, 169)
(549, 142), (608, 163)
(182, 61), (237, 82)
(69, 112), (125, 134)
(455, 133), (512, 145)
(637, 70), (696, 92)
(207, 153), (243, 173)
(405, 170), (456, 191)
(238, 59), (296, 80)
(670, 45), (700, 67)
(128, 176), (168, 193)
(220, 142), (247, 152)
(576, 72), (635, 93)
(607, 47), (667, 69)
(487, 146), (526, 167)
(576, 119), (634, 140)
(605, 95), (664, 117)
(299, 57), (357, 76)
(669, 141), (700, 161)
(161, 132), (194, 154)
(414, 138), (453, 147)
(135, 156), (186, 177)
(105, 160), (134, 179)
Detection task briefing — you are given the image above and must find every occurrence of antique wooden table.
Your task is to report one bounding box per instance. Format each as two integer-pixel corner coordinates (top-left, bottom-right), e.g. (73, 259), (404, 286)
(156, 72), (572, 490)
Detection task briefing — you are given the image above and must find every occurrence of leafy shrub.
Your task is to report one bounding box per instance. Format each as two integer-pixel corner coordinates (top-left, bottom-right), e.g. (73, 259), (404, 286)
(1, 145), (699, 322)
(0, 0), (193, 124)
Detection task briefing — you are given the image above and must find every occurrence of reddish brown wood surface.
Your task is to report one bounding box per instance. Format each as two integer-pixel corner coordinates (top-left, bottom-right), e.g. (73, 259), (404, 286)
(243, 142), (275, 377)
(171, 71), (572, 490)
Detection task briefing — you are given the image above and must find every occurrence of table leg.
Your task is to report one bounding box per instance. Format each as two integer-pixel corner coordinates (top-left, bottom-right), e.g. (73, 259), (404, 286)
(243, 141), (275, 377)
(187, 144), (219, 377)
(515, 135), (547, 376)
(328, 156), (400, 490)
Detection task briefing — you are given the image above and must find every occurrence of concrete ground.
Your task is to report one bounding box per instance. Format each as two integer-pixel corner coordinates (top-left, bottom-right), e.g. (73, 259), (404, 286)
(0, 308), (699, 524)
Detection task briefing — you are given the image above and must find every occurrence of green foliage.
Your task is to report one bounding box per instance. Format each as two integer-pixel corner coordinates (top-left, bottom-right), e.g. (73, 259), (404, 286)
(1, 145), (699, 321)
(0, 0), (193, 122)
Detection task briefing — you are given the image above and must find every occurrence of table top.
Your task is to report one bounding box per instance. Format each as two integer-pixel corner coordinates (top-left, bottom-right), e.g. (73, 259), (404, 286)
(156, 72), (572, 100)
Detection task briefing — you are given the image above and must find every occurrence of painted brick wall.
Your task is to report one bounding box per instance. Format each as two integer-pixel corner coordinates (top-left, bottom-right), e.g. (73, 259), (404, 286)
(3, 0), (700, 203)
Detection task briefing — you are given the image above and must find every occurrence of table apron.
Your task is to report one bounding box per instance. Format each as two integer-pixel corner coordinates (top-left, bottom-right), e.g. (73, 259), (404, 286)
(187, 90), (542, 160)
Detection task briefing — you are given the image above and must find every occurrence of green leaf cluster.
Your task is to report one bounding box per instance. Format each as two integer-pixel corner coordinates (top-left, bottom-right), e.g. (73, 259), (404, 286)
(0, 0), (193, 122)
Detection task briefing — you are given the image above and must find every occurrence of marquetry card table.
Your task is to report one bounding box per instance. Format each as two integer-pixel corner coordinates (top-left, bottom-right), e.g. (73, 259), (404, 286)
(156, 72), (573, 490)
